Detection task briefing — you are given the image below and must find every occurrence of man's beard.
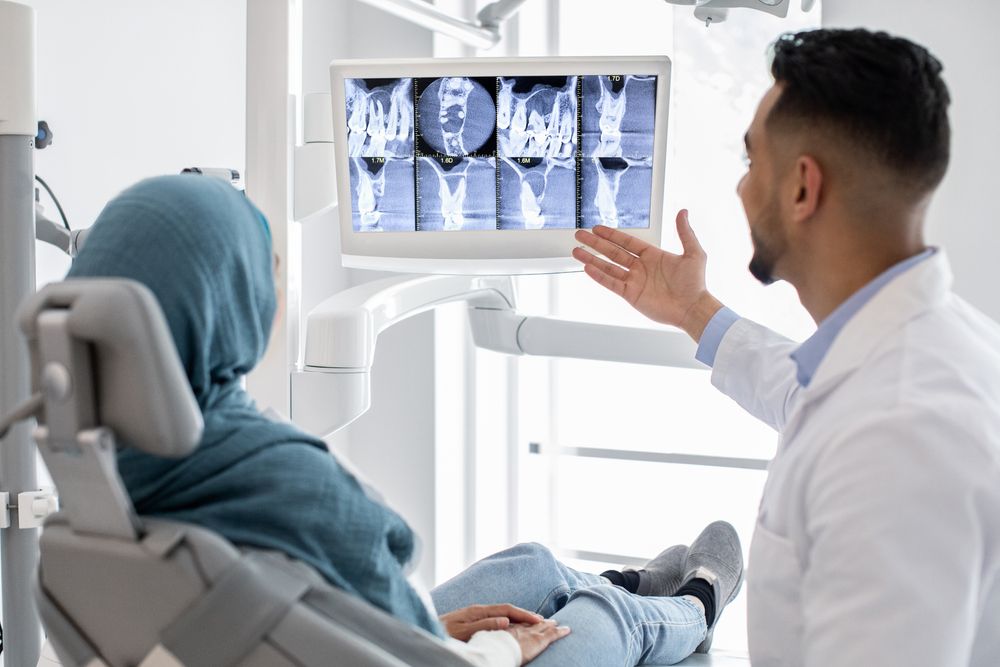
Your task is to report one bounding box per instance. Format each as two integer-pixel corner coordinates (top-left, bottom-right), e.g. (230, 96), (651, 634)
(747, 205), (785, 286)
(748, 237), (777, 285)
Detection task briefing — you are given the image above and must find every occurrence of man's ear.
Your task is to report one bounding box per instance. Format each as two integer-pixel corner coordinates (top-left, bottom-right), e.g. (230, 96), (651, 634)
(793, 155), (823, 223)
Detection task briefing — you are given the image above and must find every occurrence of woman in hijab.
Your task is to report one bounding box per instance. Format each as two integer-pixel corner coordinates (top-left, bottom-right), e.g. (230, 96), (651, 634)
(67, 175), (739, 667)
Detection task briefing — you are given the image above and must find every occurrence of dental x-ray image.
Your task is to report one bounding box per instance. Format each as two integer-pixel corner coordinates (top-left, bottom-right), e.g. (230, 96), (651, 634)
(581, 157), (653, 229)
(343, 72), (657, 232)
(348, 157), (416, 232)
(581, 75), (656, 159)
(497, 76), (578, 159)
(417, 157), (497, 231)
(499, 157), (576, 230)
(344, 78), (415, 158)
(416, 77), (497, 157)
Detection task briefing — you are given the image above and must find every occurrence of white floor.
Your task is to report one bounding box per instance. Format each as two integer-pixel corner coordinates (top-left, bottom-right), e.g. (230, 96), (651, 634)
(674, 649), (751, 666)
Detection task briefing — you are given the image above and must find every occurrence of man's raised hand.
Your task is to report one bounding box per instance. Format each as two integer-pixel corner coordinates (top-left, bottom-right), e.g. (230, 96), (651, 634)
(572, 209), (724, 342)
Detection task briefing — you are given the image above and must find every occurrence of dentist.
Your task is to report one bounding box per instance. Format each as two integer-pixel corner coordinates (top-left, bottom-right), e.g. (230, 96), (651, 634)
(574, 28), (1000, 666)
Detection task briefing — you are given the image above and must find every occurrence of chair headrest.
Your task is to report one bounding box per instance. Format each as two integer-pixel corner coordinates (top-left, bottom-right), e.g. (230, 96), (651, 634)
(19, 279), (203, 458)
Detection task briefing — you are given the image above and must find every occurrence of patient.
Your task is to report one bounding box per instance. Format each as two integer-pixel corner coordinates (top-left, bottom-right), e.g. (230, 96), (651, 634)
(68, 174), (743, 666)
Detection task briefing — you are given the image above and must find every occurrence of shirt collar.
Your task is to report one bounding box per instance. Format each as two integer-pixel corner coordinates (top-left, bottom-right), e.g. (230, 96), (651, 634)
(791, 248), (936, 387)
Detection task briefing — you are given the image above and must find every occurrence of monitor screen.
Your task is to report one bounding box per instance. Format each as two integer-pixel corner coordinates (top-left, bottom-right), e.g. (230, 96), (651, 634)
(331, 57), (670, 274)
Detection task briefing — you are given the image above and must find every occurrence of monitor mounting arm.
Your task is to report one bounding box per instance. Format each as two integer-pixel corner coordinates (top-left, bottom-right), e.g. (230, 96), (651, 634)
(291, 275), (701, 438)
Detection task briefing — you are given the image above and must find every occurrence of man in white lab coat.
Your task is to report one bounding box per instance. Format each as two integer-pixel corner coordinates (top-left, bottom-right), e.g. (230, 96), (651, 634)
(574, 28), (1000, 666)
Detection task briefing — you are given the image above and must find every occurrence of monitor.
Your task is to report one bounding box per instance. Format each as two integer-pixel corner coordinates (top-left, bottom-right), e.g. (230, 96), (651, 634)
(329, 56), (671, 274)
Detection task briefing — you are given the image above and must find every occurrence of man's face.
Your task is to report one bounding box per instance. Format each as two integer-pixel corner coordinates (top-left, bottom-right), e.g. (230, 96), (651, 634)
(737, 85), (788, 286)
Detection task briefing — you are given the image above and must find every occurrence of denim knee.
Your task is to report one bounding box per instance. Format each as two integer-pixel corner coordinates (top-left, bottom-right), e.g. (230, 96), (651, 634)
(567, 583), (630, 604)
(507, 541), (556, 562)
(565, 584), (636, 623)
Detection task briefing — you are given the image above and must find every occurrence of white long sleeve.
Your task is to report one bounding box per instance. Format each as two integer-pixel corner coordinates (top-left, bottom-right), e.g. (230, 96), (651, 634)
(448, 631), (521, 667)
(711, 317), (802, 431)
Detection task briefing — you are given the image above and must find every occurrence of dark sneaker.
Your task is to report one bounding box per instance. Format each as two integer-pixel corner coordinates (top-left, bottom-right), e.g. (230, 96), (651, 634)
(681, 521), (744, 653)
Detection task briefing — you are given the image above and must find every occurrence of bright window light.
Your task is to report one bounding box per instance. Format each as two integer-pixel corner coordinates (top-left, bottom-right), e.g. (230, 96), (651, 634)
(516, 0), (821, 653)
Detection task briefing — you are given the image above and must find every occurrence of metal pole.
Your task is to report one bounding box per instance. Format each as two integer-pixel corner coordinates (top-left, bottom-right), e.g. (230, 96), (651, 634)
(245, 0), (299, 416)
(0, 2), (42, 664)
(0, 136), (41, 667)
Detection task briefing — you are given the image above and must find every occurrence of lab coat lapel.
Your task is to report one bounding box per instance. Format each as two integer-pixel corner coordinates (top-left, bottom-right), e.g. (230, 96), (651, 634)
(795, 250), (953, 408)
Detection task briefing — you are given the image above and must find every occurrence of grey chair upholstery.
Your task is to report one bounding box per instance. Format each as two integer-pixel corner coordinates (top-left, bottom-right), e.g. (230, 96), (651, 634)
(20, 279), (472, 667)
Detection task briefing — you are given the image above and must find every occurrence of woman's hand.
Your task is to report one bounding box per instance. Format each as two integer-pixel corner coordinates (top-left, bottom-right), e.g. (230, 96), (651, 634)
(506, 620), (572, 664)
(440, 604), (544, 642)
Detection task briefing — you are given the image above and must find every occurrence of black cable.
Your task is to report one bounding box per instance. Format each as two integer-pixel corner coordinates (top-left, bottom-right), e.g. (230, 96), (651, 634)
(34, 175), (71, 230)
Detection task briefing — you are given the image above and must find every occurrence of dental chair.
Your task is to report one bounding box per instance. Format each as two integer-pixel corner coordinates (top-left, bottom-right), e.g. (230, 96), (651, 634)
(19, 279), (472, 667)
(18, 278), (748, 667)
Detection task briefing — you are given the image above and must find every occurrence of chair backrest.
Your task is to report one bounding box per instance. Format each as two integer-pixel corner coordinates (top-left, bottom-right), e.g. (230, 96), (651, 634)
(18, 279), (203, 540)
(20, 279), (472, 667)
(19, 279), (203, 458)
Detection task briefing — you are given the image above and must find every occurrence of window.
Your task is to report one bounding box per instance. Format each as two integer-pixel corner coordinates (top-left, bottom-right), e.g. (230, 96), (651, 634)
(507, 0), (821, 653)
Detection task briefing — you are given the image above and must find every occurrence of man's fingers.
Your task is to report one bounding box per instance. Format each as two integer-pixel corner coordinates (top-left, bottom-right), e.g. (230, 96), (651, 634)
(589, 225), (654, 256)
(572, 247), (629, 282)
(584, 262), (627, 298)
(675, 209), (704, 256)
(574, 230), (638, 268)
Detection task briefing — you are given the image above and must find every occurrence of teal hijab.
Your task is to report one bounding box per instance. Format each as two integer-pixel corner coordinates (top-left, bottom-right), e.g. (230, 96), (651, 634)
(68, 175), (442, 637)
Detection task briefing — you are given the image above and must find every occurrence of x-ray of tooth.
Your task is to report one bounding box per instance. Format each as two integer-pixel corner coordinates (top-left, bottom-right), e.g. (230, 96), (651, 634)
(349, 157), (416, 232)
(497, 76), (578, 159)
(345, 78), (414, 158)
(582, 75), (656, 159)
(499, 157), (576, 230)
(417, 157), (497, 231)
(581, 157), (653, 229)
(416, 77), (497, 157)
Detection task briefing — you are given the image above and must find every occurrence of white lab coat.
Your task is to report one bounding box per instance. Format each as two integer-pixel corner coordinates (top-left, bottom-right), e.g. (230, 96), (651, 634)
(710, 251), (1000, 666)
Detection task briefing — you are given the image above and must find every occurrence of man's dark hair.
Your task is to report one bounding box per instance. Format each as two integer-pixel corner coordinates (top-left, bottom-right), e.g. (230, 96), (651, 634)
(768, 28), (951, 194)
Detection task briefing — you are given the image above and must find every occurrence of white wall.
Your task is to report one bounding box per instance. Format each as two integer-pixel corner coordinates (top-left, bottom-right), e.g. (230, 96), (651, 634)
(23, 0), (245, 518)
(11, 1), (244, 659)
(27, 0), (246, 288)
(298, 0), (442, 585)
(823, 0), (1000, 320)
(23, 0), (449, 590)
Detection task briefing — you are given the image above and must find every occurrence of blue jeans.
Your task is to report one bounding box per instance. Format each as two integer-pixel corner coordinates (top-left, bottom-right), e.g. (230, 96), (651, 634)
(432, 543), (707, 666)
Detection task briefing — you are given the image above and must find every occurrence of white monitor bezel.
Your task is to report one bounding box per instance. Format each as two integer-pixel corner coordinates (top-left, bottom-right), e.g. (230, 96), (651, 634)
(329, 56), (672, 275)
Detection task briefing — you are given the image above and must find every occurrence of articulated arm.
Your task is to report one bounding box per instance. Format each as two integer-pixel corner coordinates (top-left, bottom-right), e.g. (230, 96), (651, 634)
(292, 274), (515, 436)
(469, 310), (701, 369)
(302, 273), (516, 370)
(35, 209), (89, 256)
(292, 275), (702, 437)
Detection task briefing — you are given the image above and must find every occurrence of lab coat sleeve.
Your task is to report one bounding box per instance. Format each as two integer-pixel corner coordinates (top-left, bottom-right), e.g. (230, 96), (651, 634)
(800, 409), (985, 666)
(709, 317), (801, 431)
(449, 630), (522, 667)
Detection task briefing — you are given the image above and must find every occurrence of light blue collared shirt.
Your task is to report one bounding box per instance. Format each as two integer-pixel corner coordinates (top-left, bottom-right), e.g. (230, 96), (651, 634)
(695, 249), (936, 386)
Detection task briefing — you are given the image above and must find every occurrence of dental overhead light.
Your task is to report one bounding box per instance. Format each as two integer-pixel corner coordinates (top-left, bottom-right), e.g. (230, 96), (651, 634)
(354, 0), (529, 50)
(663, 0), (818, 25)
(357, 0), (816, 47)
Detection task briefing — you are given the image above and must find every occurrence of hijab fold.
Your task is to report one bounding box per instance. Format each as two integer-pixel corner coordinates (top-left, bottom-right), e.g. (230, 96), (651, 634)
(68, 175), (442, 637)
